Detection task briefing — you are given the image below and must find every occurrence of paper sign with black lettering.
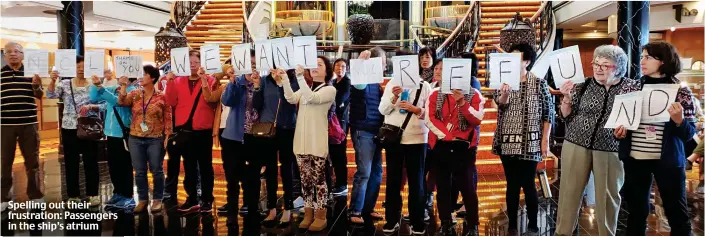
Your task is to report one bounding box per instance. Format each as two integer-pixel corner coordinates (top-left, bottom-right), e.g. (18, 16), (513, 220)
(488, 53), (521, 90)
(604, 92), (643, 130)
(441, 58), (472, 94)
(293, 36), (317, 69)
(55, 49), (77, 78)
(550, 45), (585, 87)
(114, 55), (143, 78)
(641, 84), (679, 123)
(84, 50), (105, 78)
(22, 49), (49, 77)
(170, 47), (190, 76)
(231, 43), (252, 75)
(271, 37), (295, 69)
(390, 55), (420, 89)
(200, 45), (222, 74)
(255, 40), (273, 71)
(350, 57), (384, 85)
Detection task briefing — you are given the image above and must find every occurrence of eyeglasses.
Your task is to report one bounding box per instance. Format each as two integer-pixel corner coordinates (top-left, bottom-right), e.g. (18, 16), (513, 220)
(5, 50), (23, 54)
(640, 55), (659, 61)
(592, 62), (615, 71)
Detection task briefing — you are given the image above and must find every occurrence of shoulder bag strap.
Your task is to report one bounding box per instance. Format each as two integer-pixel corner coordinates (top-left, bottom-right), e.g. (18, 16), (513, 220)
(183, 88), (203, 129)
(68, 79), (78, 113)
(112, 105), (129, 136)
(400, 83), (424, 130)
(273, 100), (281, 127)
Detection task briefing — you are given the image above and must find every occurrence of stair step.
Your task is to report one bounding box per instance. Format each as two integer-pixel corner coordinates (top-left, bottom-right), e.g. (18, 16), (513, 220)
(184, 30), (243, 36)
(477, 38), (539, 45)
(479, 25), (504, 31)
(480, 18), (515, 25)
(480, 32), (500, 38)
(203, 3), (242, 9)
(480, 1), (542, 7)
(196, 13), (244, 19)
(186, 25), (244, 31)
(200, 8), (244, 14)
(481, 6), (540, 12)
(187, 36), (243, 42)
(191, 18), (244, 25)
(481, 11), (534, 18)
(207, 0), (243, 4)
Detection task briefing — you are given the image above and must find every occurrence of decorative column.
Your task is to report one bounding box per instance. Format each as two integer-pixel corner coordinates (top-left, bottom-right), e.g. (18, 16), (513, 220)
(617, 1), (650, 79)
(57, 1), (85, 56)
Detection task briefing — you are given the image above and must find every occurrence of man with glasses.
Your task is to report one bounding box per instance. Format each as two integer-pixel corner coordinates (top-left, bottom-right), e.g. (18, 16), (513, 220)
(1, 42), (45, 212)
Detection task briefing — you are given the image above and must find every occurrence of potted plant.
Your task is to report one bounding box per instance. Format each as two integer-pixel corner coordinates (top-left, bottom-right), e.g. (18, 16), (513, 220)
(347, 0), (374, 45)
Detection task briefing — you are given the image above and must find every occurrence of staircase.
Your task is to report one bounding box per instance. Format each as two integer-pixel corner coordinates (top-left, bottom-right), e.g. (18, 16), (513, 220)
(182, 0), (246, 62)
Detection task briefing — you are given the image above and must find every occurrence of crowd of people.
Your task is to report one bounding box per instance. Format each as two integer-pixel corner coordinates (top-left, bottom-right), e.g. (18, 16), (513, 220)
(0, 40), (702, 236)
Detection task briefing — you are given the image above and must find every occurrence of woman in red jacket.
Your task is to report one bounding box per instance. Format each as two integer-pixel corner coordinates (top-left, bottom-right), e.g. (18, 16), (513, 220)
(424, 61), (485, 235)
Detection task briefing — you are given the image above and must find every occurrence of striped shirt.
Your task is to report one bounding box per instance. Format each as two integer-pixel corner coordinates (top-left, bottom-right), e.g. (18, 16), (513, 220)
(1, 65), (41, 125)
(630, 122), (665, 160)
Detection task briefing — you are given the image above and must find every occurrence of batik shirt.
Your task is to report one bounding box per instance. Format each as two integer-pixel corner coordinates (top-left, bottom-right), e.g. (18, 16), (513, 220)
(46, 79), (95, 129)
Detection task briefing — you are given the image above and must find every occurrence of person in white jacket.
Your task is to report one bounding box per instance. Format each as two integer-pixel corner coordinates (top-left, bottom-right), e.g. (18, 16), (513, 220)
(378, 79), (432, 235)
(279, 57), (336, 231)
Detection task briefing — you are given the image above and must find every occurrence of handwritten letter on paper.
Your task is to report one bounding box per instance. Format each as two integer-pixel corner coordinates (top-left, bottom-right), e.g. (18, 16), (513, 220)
(115, 55), (143, 78)
(641, 84), (679, 123)
(170, 47), (191, 76)
(231, 44), (252, 75)
(293, 36), (317, 69)
(604, 92), (643, 130)
(84, 50), (105, 77)
(550, 45), (585, 87)
(200, 45), (222, 74)
(488, 53), (521, 90)
(55, 49), (77, 78)
(391, 55), (420, 89)
(271, 37), (295, 69)
(255, 41), (273, 71)
(441, 58), (472, 94)
(350, 57), (384, 85)
(22, 49), (49, 77)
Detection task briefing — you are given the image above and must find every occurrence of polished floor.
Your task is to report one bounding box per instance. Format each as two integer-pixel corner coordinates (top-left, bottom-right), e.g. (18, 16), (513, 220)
(1, 144), (704, 236)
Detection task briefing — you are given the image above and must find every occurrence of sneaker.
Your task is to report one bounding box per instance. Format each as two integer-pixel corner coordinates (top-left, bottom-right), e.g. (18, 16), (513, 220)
(370, 211), (383, 220)
(411, 224), (426, 235)
(88, 196), (101, 207)
(105, 195), (123, 206)
(293, 196), (305, 209)
(178, 200), (200, 213)
(217, 203), (229, 213)
(111, 197), (136, 214)
(1, 202), (8, 212)
(67, 197), (81, 206)
(151, 200), (163, 212)
(424, 209), (430, 221)
(382, 222), (400, 235)
(200, 201), (212, 213)
(331, 186), (348, 196)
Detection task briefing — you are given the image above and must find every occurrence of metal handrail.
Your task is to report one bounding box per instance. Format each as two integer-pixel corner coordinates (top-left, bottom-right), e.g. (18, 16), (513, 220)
(436, 1), (477, 51)
(171, 1), (206, 30)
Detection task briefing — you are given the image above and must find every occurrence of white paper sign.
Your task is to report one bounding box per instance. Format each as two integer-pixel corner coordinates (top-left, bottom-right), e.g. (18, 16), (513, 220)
(255, 40), (274, 71)
(84, 50), (105, 78)
(441, 58), (472, 94)
(350, 57), (384, 85)
(293, 36), (318, 69)
(271, 37), (295, 70)
(55, 49), (77, 78)
(550, 45), (585, 87)
(604, 92), (643, 130)
(390, 55), (420, 89)
(231, 43), (252, 75)
(680, 58), (693, 70)
(488, 53), (521, 90)
(114, 55), (143, 78)
(22, 49), (49, 77)
(200, 45), (222, 74)
(641, 84), (679, 123)
(170, 47), (191, 76)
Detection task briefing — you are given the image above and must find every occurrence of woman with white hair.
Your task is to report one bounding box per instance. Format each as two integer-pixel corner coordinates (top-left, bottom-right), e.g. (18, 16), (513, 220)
(555, 45), (640, 236)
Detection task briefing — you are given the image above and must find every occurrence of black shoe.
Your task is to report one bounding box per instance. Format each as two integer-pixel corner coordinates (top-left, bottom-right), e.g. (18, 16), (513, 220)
(382, 222), (400, 235)
(522, 227), (539, 236)
(462, 222), (478, 236)
(199, 201), (212, 213)
(239, 206), (248, 216)
(411, 224), (426, 236)
(507, 228), (519, 236)
(332, 186), (349, 196)
(178, 200), (200, 214)
(436, 220), (456, 236)
(217, 203), (229, 213)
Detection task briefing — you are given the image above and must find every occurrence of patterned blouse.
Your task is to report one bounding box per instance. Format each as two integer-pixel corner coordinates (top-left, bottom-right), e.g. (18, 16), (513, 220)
(120, 89), (173, 138)
(46, 79), (94, 130)
(492, 72), (555, 161)
(563, 77), (640, 152)
(244, 81), (260, 134)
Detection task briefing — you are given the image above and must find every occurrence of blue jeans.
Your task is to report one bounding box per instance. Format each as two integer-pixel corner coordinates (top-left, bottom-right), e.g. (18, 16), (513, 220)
(129, 136), (165, 201)
(349, 128), (383, 215)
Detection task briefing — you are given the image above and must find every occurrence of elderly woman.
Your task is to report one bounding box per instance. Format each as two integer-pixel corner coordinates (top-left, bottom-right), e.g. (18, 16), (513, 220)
(555, 45), (639, 235)
(614, 42), (696, 236)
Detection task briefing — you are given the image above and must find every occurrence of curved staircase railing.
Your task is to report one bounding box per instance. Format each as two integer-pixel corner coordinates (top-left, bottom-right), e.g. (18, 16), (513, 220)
(411, 1), (481, 58)
(172, 1), (207, 30)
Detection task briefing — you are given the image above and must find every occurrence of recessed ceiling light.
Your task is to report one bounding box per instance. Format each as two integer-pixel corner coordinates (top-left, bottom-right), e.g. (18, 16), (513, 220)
(119, 28), (123, 32)
(670, 27), (676, 32)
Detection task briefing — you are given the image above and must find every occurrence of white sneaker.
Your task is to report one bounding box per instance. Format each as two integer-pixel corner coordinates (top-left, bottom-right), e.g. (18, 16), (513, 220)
(1, 202), (8, 212)
(294, 196), (304, 209)
(89, 196), (101, 207)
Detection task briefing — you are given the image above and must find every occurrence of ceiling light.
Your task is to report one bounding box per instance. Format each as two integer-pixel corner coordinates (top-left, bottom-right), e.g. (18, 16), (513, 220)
(670, 27), (676, 32)
(593, 30), (597, 33)
(119, 28), (123, 32)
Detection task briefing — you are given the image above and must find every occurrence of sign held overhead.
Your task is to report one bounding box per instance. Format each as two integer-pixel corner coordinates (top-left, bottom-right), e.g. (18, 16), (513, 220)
(550, 45), (585, 87)
(170, 47), (191, 76)
(23, 49), (49, 77)
(349, 57), (384, 85)
(55, 49), (77, 78)
(114, 55), (143, 78)
(488, 53), (521, 90)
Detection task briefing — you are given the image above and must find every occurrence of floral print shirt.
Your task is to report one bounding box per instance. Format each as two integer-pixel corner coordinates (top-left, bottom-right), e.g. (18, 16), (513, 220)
(46, 79), (95, 129)
(244, 81), (259, 134)
(120, 89), (173, 138)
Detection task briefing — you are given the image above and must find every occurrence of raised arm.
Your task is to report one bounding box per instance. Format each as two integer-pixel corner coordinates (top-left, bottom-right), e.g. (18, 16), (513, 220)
(378, 83), (398, 115)
(117, 84), (135, 106)
(281, 72), (302, 105)
(221, 76), (247, 107)
(201, 75), (222, 103)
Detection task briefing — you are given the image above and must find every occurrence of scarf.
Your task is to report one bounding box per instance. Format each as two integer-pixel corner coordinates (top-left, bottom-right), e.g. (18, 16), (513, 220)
(421, 68), (434, 82)
(434, 89), (475, 131)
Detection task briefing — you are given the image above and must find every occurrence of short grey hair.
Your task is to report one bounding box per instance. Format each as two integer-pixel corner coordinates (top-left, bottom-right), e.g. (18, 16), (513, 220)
(4, 42), (23, 52)
(593, 45), (628, 78)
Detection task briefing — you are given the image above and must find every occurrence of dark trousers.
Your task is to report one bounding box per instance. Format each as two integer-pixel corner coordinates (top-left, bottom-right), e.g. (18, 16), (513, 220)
(243, 134), (269, 216)
(501, 157), (539, 230)
(623, 159), (691, 236)
(385, 143), (426, 228)
(182, 130), (214, 203)
(1, 124), (43, 202)
(274, 128), (298, 210)
(329, 138), (348, 188)
(164, 135), (182, 199)
(434, 141), (479, 224)
(61, 128), (99, 198)
(220, 133), (246, 214)
(106, 136), (133, 198)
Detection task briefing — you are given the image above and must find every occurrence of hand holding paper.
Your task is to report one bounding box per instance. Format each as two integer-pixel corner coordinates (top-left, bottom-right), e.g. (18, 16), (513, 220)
(668, 102), (684, 125)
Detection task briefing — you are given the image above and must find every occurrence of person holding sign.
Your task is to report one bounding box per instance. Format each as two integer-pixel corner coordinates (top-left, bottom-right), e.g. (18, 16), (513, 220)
(378, 66), (432, 235)
(46, 56), (103, 207)
(555, 45), (640, 236)
(491, 44), (554, 236)
(280, 58), (337, 231)
(614, 42), (697, 236)
(425, 58), (484, 236)
(0, 42), (45, 212)
(164, 50), (219, 214)
(117, 65), (173, 213)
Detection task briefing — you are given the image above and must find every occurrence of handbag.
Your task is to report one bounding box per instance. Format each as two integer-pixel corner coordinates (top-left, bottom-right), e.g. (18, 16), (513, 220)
(168, 88), (203, 146)
(375, 83), (423, 146)
(70, 80), (104, 141)
(251, 100), (280, 138)
(329, 114), (345, 144)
